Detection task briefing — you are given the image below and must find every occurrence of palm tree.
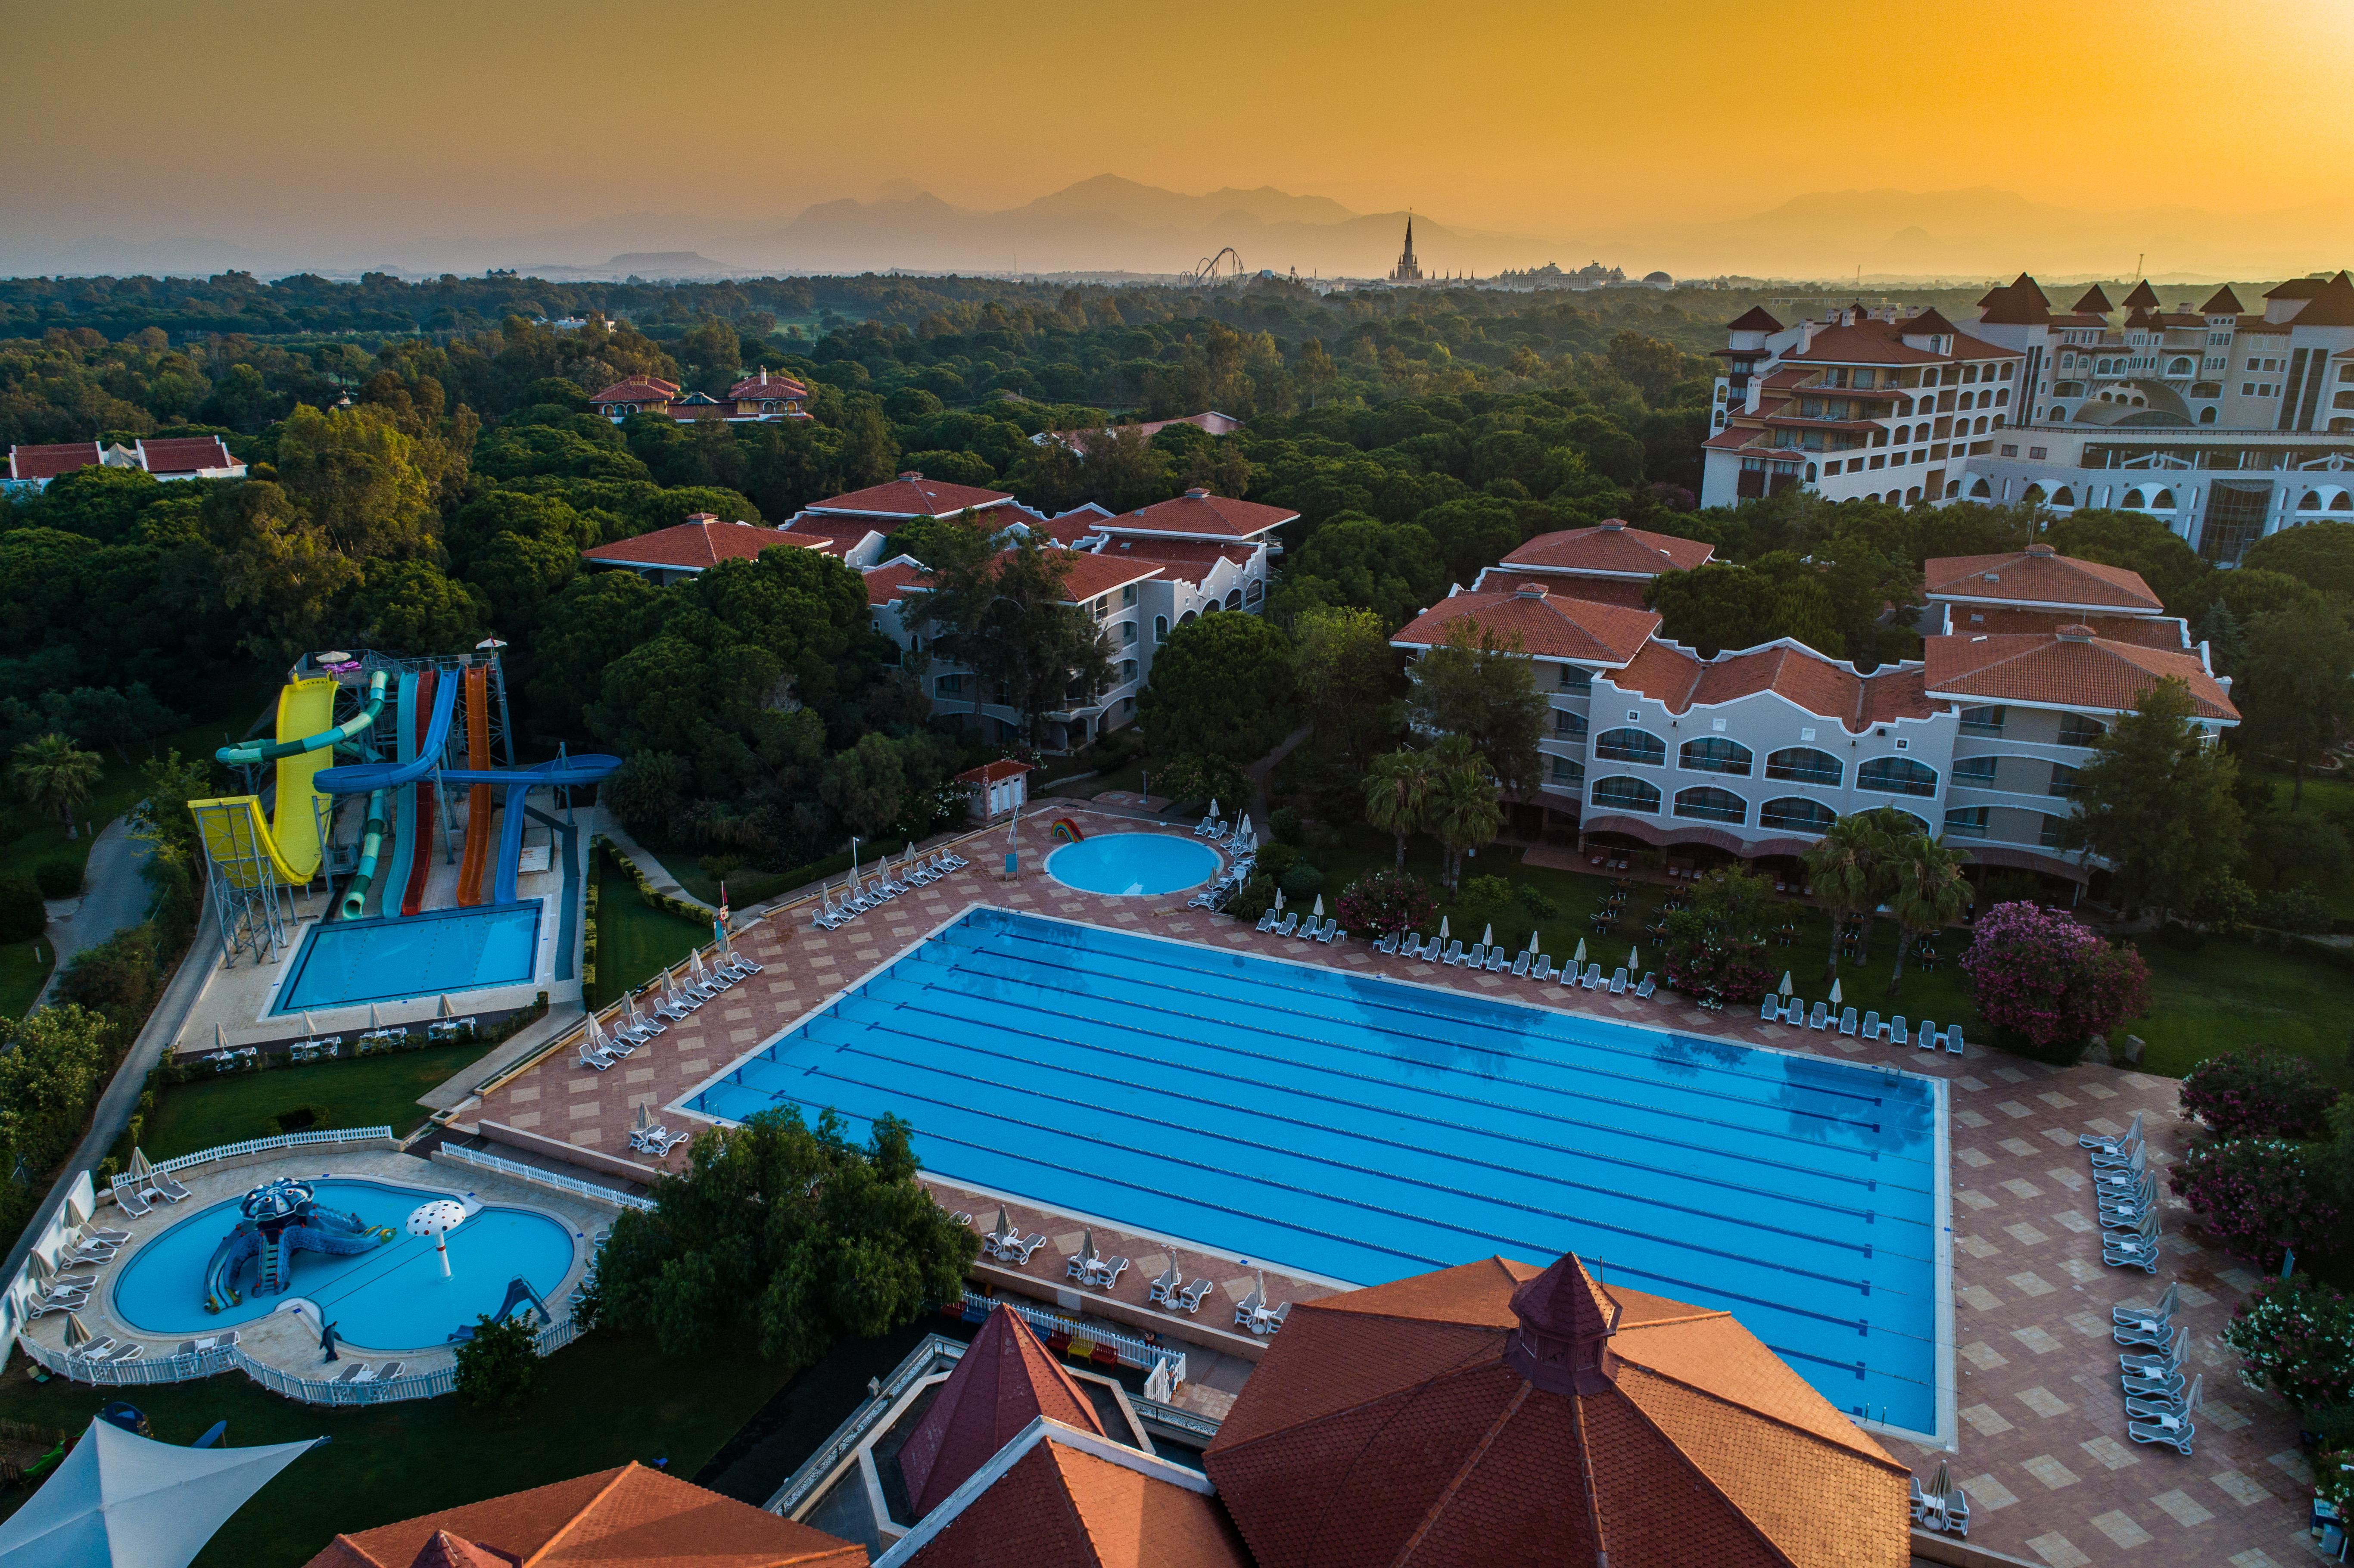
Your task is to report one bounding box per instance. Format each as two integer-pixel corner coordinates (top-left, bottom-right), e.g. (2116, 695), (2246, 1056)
(1426, 752), (1503, 892)
(1801, 811), (1889, 980)
(10, 733), (103, 831)
(1362, 749), (1435, 869)
(1887, 832), (1972, 992)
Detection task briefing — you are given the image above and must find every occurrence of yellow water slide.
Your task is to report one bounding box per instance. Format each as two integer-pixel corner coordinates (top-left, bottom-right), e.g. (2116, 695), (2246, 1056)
(189, 678), (344, 886)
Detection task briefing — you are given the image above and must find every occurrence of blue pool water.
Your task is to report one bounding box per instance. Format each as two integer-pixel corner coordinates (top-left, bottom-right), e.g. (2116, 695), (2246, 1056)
(111, 1179), (577, 1347)
(1045, 833), (1221, 896)
(272, 902), (542, 1014)
(691, 908), (1945, 1432)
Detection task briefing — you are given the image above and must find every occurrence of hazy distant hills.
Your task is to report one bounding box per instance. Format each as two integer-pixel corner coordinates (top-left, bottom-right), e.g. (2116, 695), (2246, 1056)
(5, 176), (2344, 283)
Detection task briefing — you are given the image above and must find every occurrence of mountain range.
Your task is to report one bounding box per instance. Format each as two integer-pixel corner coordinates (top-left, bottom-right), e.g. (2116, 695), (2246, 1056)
(5, 177), (2346, 283)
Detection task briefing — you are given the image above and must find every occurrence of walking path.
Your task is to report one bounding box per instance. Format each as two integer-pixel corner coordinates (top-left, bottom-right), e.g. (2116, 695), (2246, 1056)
(35, 815), (153, 1006)
(591, 812), (717, 914)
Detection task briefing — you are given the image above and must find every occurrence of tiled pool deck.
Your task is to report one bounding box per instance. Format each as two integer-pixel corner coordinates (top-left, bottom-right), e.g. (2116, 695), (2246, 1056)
(457, 806), (2318, 1568)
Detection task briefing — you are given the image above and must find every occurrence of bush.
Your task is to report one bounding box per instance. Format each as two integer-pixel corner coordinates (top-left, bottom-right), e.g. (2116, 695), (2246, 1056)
(1253, 843), (1301, 881)
(1515, 883), (1559, 920)
(2224, 1273), (2354, 1409)
(1460, 875), (1513, 912)
(2181, 1045), (2341, 1139)
(269, 1104), (332, 1136)
(2255, 887), (2335, 935)
(33, 859), (81, 899)
(604, 750), (694, 837)
(1959, 902), (2151, 1058)
(0, 874), (44, 943)
(453, 1311), (542, 1411)
(1336, 870), (1437, 940)
(1277, 863), (1324, 900)
(1224, 873), (1278, 923)
(2170, 1137), (2337, 1269)
(1268, 806), (1302, 845)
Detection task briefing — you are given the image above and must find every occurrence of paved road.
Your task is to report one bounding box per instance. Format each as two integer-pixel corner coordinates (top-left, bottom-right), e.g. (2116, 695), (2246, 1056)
(35, 815), (153, 1006)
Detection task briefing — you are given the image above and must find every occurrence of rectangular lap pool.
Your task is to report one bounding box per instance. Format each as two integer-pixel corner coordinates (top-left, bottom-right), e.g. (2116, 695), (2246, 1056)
(271, 902), (542, 1014)
(688, 908), (1946, 1436)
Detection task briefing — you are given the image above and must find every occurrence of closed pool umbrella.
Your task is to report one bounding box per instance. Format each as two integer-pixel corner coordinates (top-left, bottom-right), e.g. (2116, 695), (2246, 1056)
(0, 1415), (323, 1568)
(367, 1003), (381, 1030)
(212, 1023), (228, 1052)
(993, 1205), (1011, 1240)
(1928, 1459), (1951, 1503)
(1274, 888), (1284, 913)
(126, 1148), (153, 1184)
(1572, 938), (1586, 965)
(1830, 978), (1843, 1005)
(1627, 945), (1639, 971)
(1525, 929), (1540, 957)
(406, 1200), (468, 1278)
(300, 1011), (318, 1037)
(1312, 895), (1325, 920)
(1479, 923), (1493, 948)
(1078, 1228), (1097, 1266)
(1778, 971), (1793, 996)
(1437, 916), (1449, 942)
(25, 1251), (51, 1288)
(633, 1103), (653, 1132)
(61, 1312), (92, 1351)
(437, 994), (455, 1018)
(1207, 798), (1220, 821)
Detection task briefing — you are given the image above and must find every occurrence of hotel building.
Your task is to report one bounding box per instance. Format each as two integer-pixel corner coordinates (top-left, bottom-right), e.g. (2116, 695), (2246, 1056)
(1700, 272), (2354, 563)
(1399, 523), (2235, 891)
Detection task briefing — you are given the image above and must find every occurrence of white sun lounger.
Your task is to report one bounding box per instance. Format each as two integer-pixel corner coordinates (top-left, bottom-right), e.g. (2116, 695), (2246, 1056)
(1808, 1001), (1829, 1029)
(1609, 968), (1628, 994)
(1758, 996), (1778, 1022)
(1583, 964), (1603, 989)
(1838, 1006), (1858, 1035)
(1888, 1017), (1910, 1046)
(1174, 1278), (1213, 1313)
(1439, 940), (1464, 964)
(579, 1042), (614, 1071)
(2081, 1111), (2144, 1155)
(1635, 972), (1656, 998)
(1860, 1011), (1883, 1041)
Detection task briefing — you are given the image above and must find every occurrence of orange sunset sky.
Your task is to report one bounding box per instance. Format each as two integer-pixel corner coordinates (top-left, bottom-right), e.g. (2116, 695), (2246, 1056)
(7, 0), (2354, 278)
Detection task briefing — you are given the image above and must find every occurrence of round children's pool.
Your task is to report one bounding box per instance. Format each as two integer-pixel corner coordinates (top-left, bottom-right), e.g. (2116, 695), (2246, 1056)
(109, 1177), (578, 1349)
(1045, 833), (1221, 897)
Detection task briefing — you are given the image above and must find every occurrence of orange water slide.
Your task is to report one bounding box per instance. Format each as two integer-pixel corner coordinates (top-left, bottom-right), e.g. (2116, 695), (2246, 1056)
(455, 665), (494, 906)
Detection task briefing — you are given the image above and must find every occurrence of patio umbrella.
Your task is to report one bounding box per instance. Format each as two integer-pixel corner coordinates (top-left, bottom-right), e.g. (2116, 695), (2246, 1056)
(406, 1200), (468, 1279)
(1778, 971), (1794, 996)
(1312, 895), (1325, 920)
(1437, 916), (1450, 942)
(437, 995), (455, 1018)
(0, 1415), (324, 1568)
(1078, 1228), (1097, 1266)
(366, 1003), (381, 1030)
(1830, 978), (1843, 1005)
(1525, 929), (1540, 957)
(1207, 798), (1220, 821)
(213, 1023), (228, 1052)
(1572, 938), (1586, 965)
(1928, 1459), (1951, 1500)
(300, 1011), (318, 1037)
(1479, 923), (1494, 947)
(62, 1312), (92, 1351)
(25, 1251), (51, 1288)
(1627, 945), (1640, 971)
(1274, 888), (1285, 912)
(127, 1148), (153, 1184)
(634, 1104), (653, 1132)
(993, 1206), (1011, 1240)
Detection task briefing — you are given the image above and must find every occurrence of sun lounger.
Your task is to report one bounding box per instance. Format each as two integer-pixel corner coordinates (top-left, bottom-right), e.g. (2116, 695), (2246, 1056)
(70, 1337), (121, 1362)
(1531, 956), (1556, 982)
(2090, 1132), (2145, 1171)
(2127, 1415), (2193, 1455)
(1860, 1010), (1883, 1041)
(2120, 1326), (2188, 1378)
(1510, 951), (1531, 978)
(1888, 1016), (1909, 1046)
(1758, 996), (1778, 1022)
(334, 1362), (371, 1384)
(1835, 1006), (1856, 1036)
(1092, 1256), (1130, 1290)
(1175, 1278), (1214, 1313)
(1808, 1001), (1829, 1029)
(1274, 913), (1299, 937)
(1374, 931), (1399, 955)
(1255, 910), (1278, 932)
(1251, 1300), (1292, 1336)
(1002, 1233), (1046, 1264)
(1147, 1261), (1183, 1305)
(2080, 1111), (2143, 1155)
(2112, 1282), (2179, 1339)
(1458, 941), (1485, 969)
(1582, 963), (1604, 988)
(1782, 998), (1806, 1025)
(113, 1185), (152, 1218)
(1320, 918), (1343, 944)
(1635, 972), (1656, 998)
(1609, 967), (1628, 994)
(1392, 930), (1419, 958)
(28, 1292), (88, 1316)
(1232, 1289), (1263, 1329)
(1439, 939), (1464, 964)
(2102, 1221), (2161, 1273)
(1915, 1019), (1938, 1050)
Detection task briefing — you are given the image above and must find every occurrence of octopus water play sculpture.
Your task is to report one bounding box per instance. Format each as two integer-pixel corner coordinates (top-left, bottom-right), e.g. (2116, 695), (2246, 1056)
(202, 1178), (393, 1314)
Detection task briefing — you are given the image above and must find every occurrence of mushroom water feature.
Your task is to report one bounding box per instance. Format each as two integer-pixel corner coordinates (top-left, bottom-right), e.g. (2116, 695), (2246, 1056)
(201, 1179), (394, 1313)
(406, 1200), (469, 1278)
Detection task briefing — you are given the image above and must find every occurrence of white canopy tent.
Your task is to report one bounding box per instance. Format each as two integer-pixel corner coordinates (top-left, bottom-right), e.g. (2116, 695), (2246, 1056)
(0, 1417), (322, 1568)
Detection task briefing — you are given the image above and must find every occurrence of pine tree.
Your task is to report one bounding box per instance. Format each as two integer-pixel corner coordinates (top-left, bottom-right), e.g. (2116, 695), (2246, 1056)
(2194, 598), (2245, 678)
(2061, 677), (2244, 918)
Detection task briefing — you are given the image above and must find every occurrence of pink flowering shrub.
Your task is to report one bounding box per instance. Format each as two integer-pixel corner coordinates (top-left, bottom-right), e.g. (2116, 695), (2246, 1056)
(1958, 902), (2151, 1057)
(1336, 870), (1436, 939)
(2224, 1274), (2354, 1409)
(2180, 1046), (2340, 1139)
(2170, 1137), (2338, 1269)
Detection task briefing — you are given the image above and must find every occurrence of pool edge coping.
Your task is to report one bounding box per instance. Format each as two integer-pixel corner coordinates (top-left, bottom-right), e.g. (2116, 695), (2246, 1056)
(262, 898), (551, 1020)
(1040, 828), (1227, 899)
(673, 900), (1957, 1450)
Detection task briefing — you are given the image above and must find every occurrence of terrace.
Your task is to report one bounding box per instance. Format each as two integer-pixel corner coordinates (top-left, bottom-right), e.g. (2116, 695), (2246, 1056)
(454, 803), (2316, 1568)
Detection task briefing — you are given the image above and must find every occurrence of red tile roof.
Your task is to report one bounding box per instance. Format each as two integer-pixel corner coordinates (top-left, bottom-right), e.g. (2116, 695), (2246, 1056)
(302, 1462), (863, 1568)
(409, 1531), (508, 1568)
(1787, 322), (1940, 366)
(137, 435), (238, 474)
(1725, 306), (1783, 333)
(809, 473), (1014, 519)
(1943, 605), (2188, 650)
(1392, 585), (1660, 666)
(2121, 280), (2162, 310)
(863, 561), (928, 607)
(588, 375), (681, 405)
(1204, 1252), (1910, 1568)
(582, 515), (827, 572)
(728, 370), (812, 401)
(2200, 285), (2245, 315)
(2282, 271), (2354, 328)
(1609, 641), (1933, 733)
(8, 441), (102, 480)
(1109, 489), (1297, 540)
(1097, 537), (1259, 585)
(905, 1426), (1249, 1568)
(1046, 550), (1162, 603)
(956, 759), (1034, 784)
(1501, 520), (1713, 579)
(901, 1305), (1106, 1520)
(1924, 628), (2238, 720)
(774, 517), (878, 559)
(1470, 571), (1653, 609)
(2071, 284), (2114, 314)
(1922, 545), (2162, 613)
(1976, 275), (2052, 327)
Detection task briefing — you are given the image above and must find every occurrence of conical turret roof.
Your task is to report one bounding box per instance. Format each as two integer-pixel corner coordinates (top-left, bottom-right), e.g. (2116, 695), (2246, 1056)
(898, 1305), (1105, 1519)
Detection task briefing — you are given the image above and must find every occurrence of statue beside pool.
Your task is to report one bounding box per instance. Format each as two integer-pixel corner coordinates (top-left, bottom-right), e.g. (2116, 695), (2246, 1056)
(202, 1179), (395, 1313)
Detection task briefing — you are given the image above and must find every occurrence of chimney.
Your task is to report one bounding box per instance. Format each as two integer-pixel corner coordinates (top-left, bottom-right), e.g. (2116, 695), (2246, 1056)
(686, 511), (718, 524)
(2056, 624), (2094, 643)
(2024, 542), (2055, 557)
(897, 470), (922, 481)
(1503, 1254), (1621, 1396)
(1516, 582), (1549, 599)
(1598, 518), (1626, 532)
(1185, 486), (1210, 498)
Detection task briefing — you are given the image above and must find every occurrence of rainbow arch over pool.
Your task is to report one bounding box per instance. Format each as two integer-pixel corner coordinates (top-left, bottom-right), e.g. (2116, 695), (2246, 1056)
(1049, 818), (1084, 843)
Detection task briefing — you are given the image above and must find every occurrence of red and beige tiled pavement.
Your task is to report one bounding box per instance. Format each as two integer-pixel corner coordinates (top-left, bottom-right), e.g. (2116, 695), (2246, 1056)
(454, 805), (2319, 1568)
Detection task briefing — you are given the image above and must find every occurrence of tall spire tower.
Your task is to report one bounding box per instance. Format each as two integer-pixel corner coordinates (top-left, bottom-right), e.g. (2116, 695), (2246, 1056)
(1390, 212), (1422, 283)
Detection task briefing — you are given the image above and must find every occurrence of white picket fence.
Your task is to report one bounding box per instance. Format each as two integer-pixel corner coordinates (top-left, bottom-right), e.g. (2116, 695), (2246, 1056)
(435, 1143), (657, 1211)
(107, 1125), (397, 1203)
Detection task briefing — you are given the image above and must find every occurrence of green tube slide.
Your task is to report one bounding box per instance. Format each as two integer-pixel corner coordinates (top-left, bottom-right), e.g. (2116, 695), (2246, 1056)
(217, 669), (389, 768)
(339, 787), (391, 920)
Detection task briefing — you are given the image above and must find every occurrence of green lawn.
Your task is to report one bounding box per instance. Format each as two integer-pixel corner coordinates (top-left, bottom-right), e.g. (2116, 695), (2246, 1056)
(646, 850), (793, 909)
(1301, 825), (1983, 1028)
(2114, 933), (2354, 1086)
(0, 1331), (800, 1568)
(588, 859), (713, 1010)
(0, 938), (54, 1021)
(134, 1040), (495, 1160)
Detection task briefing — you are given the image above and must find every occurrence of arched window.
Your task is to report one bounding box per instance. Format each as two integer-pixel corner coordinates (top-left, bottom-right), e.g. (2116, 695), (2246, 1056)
(1679, 737), (1753, 776)
(1857, 756), (1938, 796)
(2120, 488), (2146, 509)
(1121, 657), (1138, 681)
(2052, 485), (2076, 507)
(1554, 710), (1588, 740)
(1805, 463), (1817, 482)
(2038, 813), (2068, 849)
(1154, 615), (1170, 643)
(2048, 761), (2080, 797)
(2058, 713), (2107, 747)
(1557, 664), (1593, 693)
(1177, 610), (1197, 627)
(2301, 490), (2325, 511)
(1594, 728), (1666, 765)
(1591, 775), (1661, 814)
(2167, 358), (2193, 376)
(1759, 797), (1836, 833)
(2335, 493), (2354, 511)
(1765, 747), (1841, 785)
(1969, 478), (1993, 498)
(2150, 488), (2175, 509)
(1887, 810), (1932, 836)
(1905, 486), (1922, 504)
(1244, 578), (1263, 604)
(2022, 483), (2046, 504)
(2199, 407), (2217, 423)
(1943, 807), (1990, 839)
(1673, 786), (1747, 824)
(1894, 424), (1911, 444)
(1549, 756), (1585, 789)
(1974, 416), (1988, 434)
(1224, 589), (1243, 610)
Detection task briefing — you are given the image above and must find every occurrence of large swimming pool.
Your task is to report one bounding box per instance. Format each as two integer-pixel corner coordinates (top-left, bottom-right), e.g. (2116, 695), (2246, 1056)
(1045, 833), (1221, 897)
(111, 1178), (578, 1347)
(688, 908), (1946, 1435)
(271, 903), (542, 1014)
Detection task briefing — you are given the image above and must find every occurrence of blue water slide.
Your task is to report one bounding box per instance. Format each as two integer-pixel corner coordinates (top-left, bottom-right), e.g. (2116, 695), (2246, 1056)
(318, 746), (620, 903)
(382, 673), (419, 919)
(311, 673), (460, 797)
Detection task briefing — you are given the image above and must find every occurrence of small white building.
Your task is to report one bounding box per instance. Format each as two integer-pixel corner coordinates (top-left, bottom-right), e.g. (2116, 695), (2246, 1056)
(956, 759), (1032, 819)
